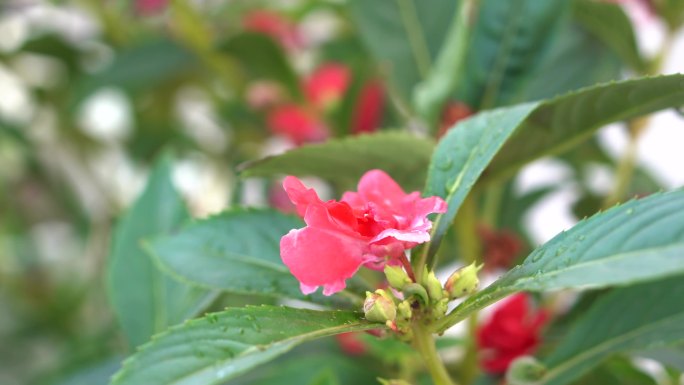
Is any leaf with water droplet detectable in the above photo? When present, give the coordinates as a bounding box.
[110,306,379,385]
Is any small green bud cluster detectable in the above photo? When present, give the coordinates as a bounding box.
[364,263,482,331]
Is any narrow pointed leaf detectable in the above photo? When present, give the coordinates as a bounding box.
[435,189,684,332]
[574,0,647,73]
[148,209,313,301]
[425,74,684,257]
[110,306,379,385]
[540,276,684,385]
[107,156,214,349]
[348,0,456,102]
[240,132,434,191]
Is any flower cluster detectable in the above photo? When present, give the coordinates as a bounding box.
[477,294,548,374]
[279,170,447,295]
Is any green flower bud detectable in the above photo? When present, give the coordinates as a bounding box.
[424,270,445,301]
[431,298,449,319]
[445,262,482,299]
[397,300,413,320]
[384,265,412,290]
[506,356,546,385]
[402,283,430,304]
[363,290,397,323]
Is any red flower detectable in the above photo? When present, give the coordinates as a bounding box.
[477,294,548,374]
[479,225,524,272]
[267,104,329,145]
[134,0,167,15]
[335,332,367,356]
[438,101,473,138]
[351,80,385,134]
[243,10,303,51]
[304,63,351,111]
[280,170,447,295]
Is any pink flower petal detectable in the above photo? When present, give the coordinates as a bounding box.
[280,218,367,296]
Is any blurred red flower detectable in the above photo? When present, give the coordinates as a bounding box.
[243,10,303,51]
[134,0,167,15]
[267,104,329,145]
[438,101,473,138]
[335,332,367,356]
[351,80,385,134]
[304,63,351,111]
[477,294,548,374]
[478,225,524,272]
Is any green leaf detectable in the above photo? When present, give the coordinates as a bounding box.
[424,74,684,259]
[51,357,121,385]
[572,357,658,385]
[512,21,622,105]
[239,132,435,192]
[636,344,684,371]
[219,33,301,98]
[540,276,684,385]
[71,39,198,108]
[229,350,380,385]
[424,102,538,258]
[457,0,571,109]
[434,189,684,333]
[574,0,647,73]
[348,0,457,103]
[486,74,684,181]
[110,306,379,385]
[148,208,313,301]
[107,156,214,349]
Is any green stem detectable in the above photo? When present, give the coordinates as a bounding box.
[460,314,480,384]
[413,323,458,385]
[481,182,503,227]
[453,193,480,266]
[602,119,643,207]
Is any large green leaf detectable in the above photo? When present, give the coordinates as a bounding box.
[424,74,684,259]
[452,0,623,110]
[110,306,378,385]
[148,208,314,301]
[513,20,622,105]
[107,156,213,349]
[71,39,198,108]
[230,349,380,385]
[457,0,570,109]
[573,0,646,73]
[348,0,457,103]
[219,33,301,98]
[487,74,684,181]
[572,357,658,385]
[540,276,684,385]
[239,132,434,192]
[433,189,684,333]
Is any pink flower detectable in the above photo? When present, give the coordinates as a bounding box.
[351,80,385,134]
[243,10,303,52]
[477,294,548,374]
[280,170,447,295]
[267,104,329,145]
[304,63,351,111]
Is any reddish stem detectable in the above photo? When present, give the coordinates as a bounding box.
[399,253,416,282]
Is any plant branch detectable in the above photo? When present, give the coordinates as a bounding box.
[412,323,458,385]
